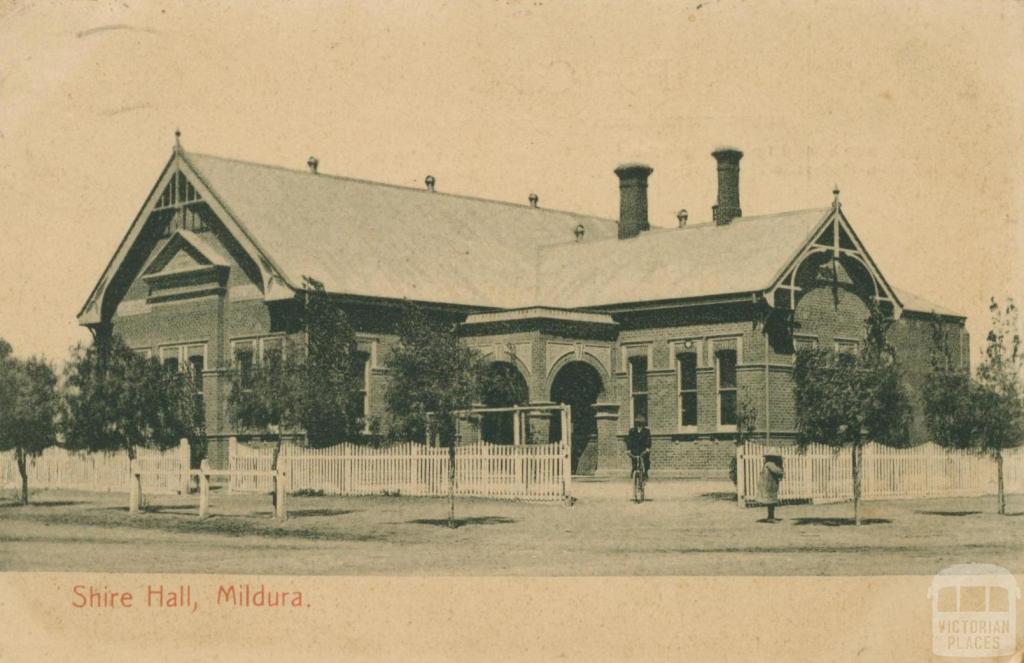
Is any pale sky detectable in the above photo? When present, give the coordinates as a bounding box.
[1,0,1021,366]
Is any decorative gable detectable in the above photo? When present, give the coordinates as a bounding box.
[78,147,297,326]
[767,199,902,317]
[140,230,229,303]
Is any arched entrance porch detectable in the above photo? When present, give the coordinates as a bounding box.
[548,361,605,474]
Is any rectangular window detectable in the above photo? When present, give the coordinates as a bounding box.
[159,343,207,423]
[716,348,737,427]
[261,336,284,365]
[628,355,648,426]
[835,339,859,355]
[677,351,698,428]
[353,351,371,427]
[186,345,205,395]
[794,336,818,352]
[231,339,256,384]
[160,346,180,373]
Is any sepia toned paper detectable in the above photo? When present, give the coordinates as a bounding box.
[1,1,1021,661]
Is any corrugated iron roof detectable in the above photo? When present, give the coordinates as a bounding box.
[184,152,941,314]
[536,208,831,307]
[184,152,619,309]
[894,288,965,318]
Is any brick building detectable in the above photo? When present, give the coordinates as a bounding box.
[78,139,968,477]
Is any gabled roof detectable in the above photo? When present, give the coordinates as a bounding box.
[182,152,619,309]
[535,208,831,308]
[81,147,956,323]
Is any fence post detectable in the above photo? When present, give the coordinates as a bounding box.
[275,469,287,522]
[199,460,210,519]
[227,436,238,494]
[736,443,746,507]
[179,438,190,494]
[562,405,572,501]
[128,461,141,514]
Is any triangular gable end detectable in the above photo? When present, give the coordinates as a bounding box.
[77,149,297,326]
[766,203,903,316]
[142,230,230,276]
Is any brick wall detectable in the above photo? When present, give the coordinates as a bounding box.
[104,208,965,477]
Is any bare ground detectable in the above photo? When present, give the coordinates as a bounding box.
[0,480,1020,576]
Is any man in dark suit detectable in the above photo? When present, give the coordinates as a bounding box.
[625,415,652,480]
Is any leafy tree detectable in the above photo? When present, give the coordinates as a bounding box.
[227,280,363,490]
[925,300,1024,515]
[793,305,913,525]
[383,302,484,527]
[976,298,1024,515]
[0,340,59,505]
[63,334,200,460]
[478,360,529,443]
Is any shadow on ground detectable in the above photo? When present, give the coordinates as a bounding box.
[700,492,737,502]
[286,508,358,519]
[916,510,982,517]
[0,501,84,508]
[6,506,384,542]
[790,517,892,527]
[408,516,516,528]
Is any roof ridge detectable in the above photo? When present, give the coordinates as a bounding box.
[184,150,618,225]
[538,206,831,252]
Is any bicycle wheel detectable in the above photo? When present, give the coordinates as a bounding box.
[633,471,643,503]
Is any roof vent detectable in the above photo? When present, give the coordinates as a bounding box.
[676,209,688,228]
[425,175,436,192]
[307,156,319,174]
[574,224,585,241]
[529,193,539,208]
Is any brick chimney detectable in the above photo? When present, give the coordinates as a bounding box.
[712,147,743,225]
[615,163,653,239]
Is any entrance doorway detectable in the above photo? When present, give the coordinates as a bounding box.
[549,361,604,474]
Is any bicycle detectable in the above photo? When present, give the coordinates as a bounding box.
[628,450,649,503]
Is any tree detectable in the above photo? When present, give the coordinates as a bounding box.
[63,334,200,461]
[793,305,913,525]
[927,299,1024,515]
[729,387,758,487]
[227,280,363,498]
[976,298,1024,515]
[383,302,483,528]
[0,340,59,505]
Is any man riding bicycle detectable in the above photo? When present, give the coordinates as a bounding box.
[625,415,651,480]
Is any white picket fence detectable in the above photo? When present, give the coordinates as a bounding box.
[737,441,1024,506]
[0,441,190,495]
[229,438,571,502]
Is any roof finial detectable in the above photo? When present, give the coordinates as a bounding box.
[174,128,182,153]
[832,184,841,209]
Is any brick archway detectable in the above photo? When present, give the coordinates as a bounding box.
[548,360,605,474]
